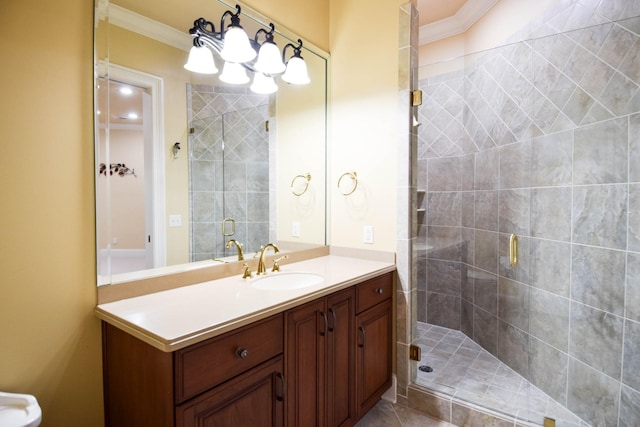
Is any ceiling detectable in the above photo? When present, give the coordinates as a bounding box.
[417,0,499,45]
[417,0,467,27]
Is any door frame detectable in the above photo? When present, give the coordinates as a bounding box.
[109,63,166,268]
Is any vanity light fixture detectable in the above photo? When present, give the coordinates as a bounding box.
[184,5,310,93]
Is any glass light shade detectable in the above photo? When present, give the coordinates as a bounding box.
[184,46,218,74]
[250,73,278,94]
[254,42,286,75]
[220,26,257,63]
[219,61,250,85]
[282,56,310,85]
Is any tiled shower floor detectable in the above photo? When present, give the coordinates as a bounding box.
[415,322,587,426]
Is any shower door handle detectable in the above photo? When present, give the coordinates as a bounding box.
[509,233,518,267]
[222,217,235,236]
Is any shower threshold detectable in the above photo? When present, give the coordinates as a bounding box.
[415,322,586,426]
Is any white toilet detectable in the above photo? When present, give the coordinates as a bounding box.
[0,392,42,427]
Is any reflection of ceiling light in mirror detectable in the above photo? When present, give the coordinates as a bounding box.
[119,86,133,95]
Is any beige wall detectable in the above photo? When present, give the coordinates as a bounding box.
[276,53,328,245]
[0,0,409,424]
[328,0,406,252]
[0,0,104,425]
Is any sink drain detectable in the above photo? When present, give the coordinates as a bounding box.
[418,365,433,373]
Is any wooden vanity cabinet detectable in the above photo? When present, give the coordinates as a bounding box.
[102,271,394,427]
[102,313,284,427]
[355,272,393,419]
[284,272,394,427]
[284,287,356,427]
[176,355,285,427]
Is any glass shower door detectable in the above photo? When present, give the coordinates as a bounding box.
[414,40,537,423]
[414,7,640,425]
[188,103,271,262]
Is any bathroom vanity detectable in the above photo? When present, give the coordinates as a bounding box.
[97,254,395,427]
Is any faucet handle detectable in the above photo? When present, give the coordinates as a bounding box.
[242,263,253,279]
[272,255,289,272]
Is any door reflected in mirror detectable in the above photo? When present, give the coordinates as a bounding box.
[94,0,328,285]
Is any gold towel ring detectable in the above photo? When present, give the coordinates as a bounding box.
[291,173,311,196]
[338,171,358,196]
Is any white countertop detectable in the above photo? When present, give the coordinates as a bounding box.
[95,255,396,352]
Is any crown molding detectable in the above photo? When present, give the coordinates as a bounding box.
[419,0,499,45]
[109,4,192,52]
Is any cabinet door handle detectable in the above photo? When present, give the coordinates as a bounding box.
[235,347,249,359]
[276,372,286,402]
[375,288,383,295]
[320,311,328,336]
[328,308,336,332]
[358,326,365,348]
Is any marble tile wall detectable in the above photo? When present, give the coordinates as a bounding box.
[417,0,640,424]
[187,84,271,260]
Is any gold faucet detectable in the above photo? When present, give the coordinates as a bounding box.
[257,243,280,275]
[226,239,244,261]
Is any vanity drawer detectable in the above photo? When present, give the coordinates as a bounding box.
[175,313,284,403]
[356,272,393,314]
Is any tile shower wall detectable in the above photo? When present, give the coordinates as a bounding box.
[187,84,271,260]
[418,0,640,424]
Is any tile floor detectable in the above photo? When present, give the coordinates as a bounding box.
[354,399,456,427]
[414,323,587,426]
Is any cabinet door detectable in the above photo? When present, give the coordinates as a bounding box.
[355,299,392,419]
[326,289,355,427]
[177,356,285,427]
[285,299,326,427]
[103,322,174,427]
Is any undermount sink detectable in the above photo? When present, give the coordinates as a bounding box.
[250,272,325,290]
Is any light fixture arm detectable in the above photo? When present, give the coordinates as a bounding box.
[282,39,304,62]
[189,18,224,51]
[254,23,276,45]
[221,5,242,33]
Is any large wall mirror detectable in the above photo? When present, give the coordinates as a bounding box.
[94,0,328,285]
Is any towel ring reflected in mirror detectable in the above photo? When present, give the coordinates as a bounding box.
[338,171,358,196]
[291,173,311,196]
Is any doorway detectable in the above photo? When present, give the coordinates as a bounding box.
[96,64,166,278]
